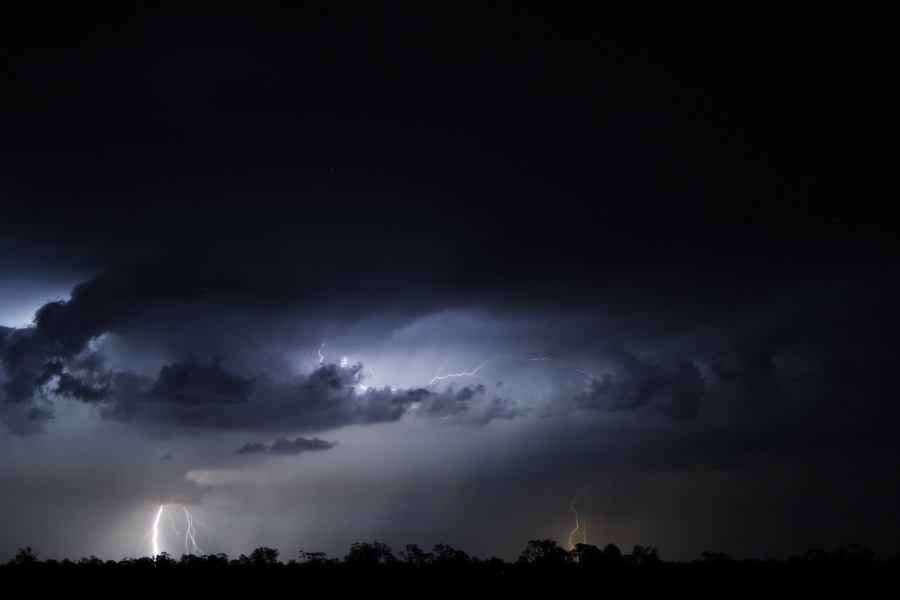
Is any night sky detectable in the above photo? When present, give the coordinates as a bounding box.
[1,3,898,561]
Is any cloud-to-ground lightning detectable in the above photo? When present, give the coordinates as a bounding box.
[428,355,597,386]
[140,504,208,558]
[151,505,163,557]
[567,486,590,551]
[182,506,206,555]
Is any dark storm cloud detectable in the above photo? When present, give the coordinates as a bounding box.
[235,436,336,456]
[710,361,740,383]
[32,360,109,402]
[0,227,897,464]
[2,258,899,450]
[414,383,482,416]
[0,238,476,415]
[0,253,540,434]
[410,383,523,426]
[149,358,253,406]
[52,371,110,403]
[576,351,705,419]
[0,262,185,427]
[99,360,505,434]
[0,0,896,563]
[0,256,302,428]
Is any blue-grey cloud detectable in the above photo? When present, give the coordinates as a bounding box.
[576,351,705,419]
[235,436,336,456]
[99,360,511,434]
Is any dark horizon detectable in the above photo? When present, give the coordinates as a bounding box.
[0,3,898,563]
[5,540,896,600]
[3,536,894,564]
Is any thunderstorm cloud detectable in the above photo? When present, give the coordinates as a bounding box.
[235,436,337,456]
[0,2,897,562]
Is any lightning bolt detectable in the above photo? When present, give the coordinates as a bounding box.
[139,503,209,558]
[427,356,499,384]
[151,505,163,558]
[315,344,376,393]
[430,355,459,380]
[182,506,206,555]
[428,355,597,386]
[567,486,590,551]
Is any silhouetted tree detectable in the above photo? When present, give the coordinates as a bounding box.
[206,553,229,567]
[628,545,660,565]
[571,542,603,565]
[602,543,623,564]
[797,548,830,563]
[433,543,471,565]
[247,547,279,566]
[12,547,38,566]
[518,539,571,565]
[345,541,395,565]
[842,544,876,562]
[179,554,204,566]
[297,550,331,565]
[399,544,433,566]
[700,551,735,563]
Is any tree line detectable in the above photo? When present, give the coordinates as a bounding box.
[5,538,890,567]
[2,540,898,599]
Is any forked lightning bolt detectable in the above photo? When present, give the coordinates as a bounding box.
[182,506,206,555]
[567,486,590,550]
[140,504,208,558]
